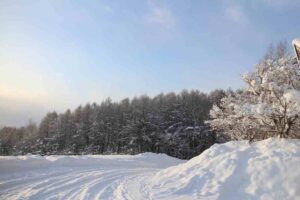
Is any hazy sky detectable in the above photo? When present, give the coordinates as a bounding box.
[1,0,300,126]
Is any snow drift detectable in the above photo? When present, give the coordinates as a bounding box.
[149,138,300,200]
[0,138,299,200]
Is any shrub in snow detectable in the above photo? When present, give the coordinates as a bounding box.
[208,44,300,140]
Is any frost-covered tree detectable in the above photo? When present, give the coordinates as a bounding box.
[209,43,300,140]
[1,90,221,158]
[38,112,58,138]
[56,110,76,151]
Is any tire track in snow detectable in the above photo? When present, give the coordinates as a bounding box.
[0,168,158,200]
[0,154,184,200]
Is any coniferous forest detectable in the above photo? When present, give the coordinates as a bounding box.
[0,89,225,159]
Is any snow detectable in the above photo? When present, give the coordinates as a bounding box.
[149,138,300,200]
[292,38,300,47]
[284,89,300,105]
[0,153,183,200]
[1,138,300,200]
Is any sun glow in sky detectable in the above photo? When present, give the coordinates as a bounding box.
[0,0,300,126]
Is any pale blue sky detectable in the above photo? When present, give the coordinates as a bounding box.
[0,0,300,126]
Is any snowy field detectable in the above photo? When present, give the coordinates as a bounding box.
[0,138,299,200]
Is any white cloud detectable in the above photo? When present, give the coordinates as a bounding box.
[225,5,248,25]
[103,5,114,15]
[146,1,176,30]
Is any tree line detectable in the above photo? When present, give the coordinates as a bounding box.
[0,90,225,159]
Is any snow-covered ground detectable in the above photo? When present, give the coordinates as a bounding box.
[0,153,183,200]
[0,138,299,200]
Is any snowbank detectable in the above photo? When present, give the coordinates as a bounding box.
[149,138,300,200]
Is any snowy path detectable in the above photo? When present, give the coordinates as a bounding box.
[1,168,151,200]
[0,153,183,200]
